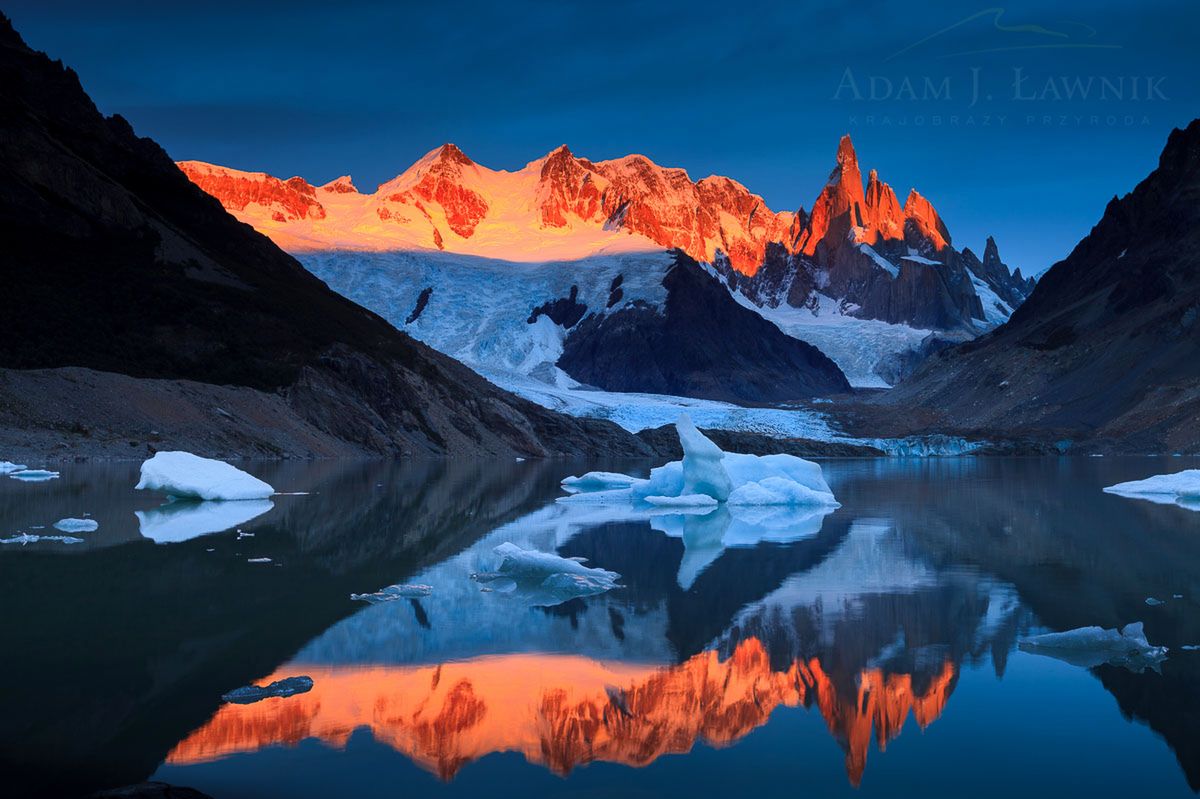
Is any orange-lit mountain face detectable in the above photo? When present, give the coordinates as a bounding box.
[168,639,955,786]
[178,138,946,275]
[180,138,1033,332]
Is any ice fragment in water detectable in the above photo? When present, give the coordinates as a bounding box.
[9,469,60,482]
[1145,597,1164,606]
[1019,621,1168,671]
[1103,470,1200,510]
[0,461,27,474]
[351,583,433,603]
[247,557,272,563]
[476,542,621,606]
[53,518,98,533]
[136,451,273,501]
[1,533,83,545]
[221,675,314,704]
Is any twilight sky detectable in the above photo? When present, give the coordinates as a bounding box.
[7,0,1197,274]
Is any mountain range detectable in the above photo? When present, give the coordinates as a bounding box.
[180,136,1034,393]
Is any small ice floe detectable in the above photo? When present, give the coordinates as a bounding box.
[351,583,433,603]
[247,557,272,563]
[136,499,274,544]
[135,451,274,501]
[1145,597,1165,606]
[560,414,839,508]
[0,461,28,474]
[1103,470,1200,510]
[221,675,314,704]
[1019,622,1168,672]
[9,469,60,482]
[237,531,255,539]
[1,533,83,545]
[1182,645,1200,652]
[53,518,99,533]
[515,457,525,462]
[472,541,620,606]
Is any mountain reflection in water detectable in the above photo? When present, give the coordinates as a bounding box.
[1,456,1198,798]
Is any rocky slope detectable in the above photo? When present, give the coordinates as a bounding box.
[0,14,648,458]
[879,119,1200,452]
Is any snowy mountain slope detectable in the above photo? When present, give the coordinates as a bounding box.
[183,137,1036,392]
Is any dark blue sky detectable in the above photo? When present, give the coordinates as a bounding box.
[7,0,1197,274]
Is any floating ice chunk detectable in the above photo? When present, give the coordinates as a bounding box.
[0,461,27,474]
[1103,469,1200,510]
[561,471,643,494]
[644,494,719,508]
[1,533,83,545]
[1145,597,1164,606]
[677,414,733,501]
[728,476,840,507]
[136,499,274,544]
[478,541,621,606]
[9,469,60,482]
[561,414,838,510]
[1182,645,1200,652]
[247,557,272,564]
[222,675,313,704]
[351,583,433,603]
[135,451,274,501]
[1019,621,1168,671]
[53,518,98,533]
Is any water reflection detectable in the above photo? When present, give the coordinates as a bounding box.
[2,456,1199,797]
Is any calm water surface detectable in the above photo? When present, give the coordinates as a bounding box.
[2,457,1199,798]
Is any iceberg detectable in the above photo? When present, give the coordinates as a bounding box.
[9,469,60,482]
[1103,469,1200,510]
[0,461,27,474]
[561,414,839,508]
[136,499,275,544]
[1018,622,1168,671]
[473,541,621,606]
[135,451,274,501]
[351,583,433,603]
[222,675,314,704]
[53,518,98,533]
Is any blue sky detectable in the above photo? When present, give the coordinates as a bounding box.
[7,0,1197,274]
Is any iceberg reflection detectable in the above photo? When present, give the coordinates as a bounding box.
[136,499,275,544]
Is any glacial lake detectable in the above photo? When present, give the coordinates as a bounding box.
[2,456,1199,798]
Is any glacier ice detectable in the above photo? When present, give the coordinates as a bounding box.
[136,499,275,544]
[9,469,60,482]
[1103,469,1200,510]
[644,494,719,508]
[562,414,838,508]
[222,675,314,704]
[0,461,27,474]
[1018,621,1168,671]
[351,583,433,603]
[135,451,274,501]
[53,518,98,533]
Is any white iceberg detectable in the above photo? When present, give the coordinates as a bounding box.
[136,499,275,544]
[561,472,643,494]
[351,583,433,603]
[135,451,274,501]
[472,541,621,606]
[561,414,839,508]
[9,469,60,482]
[1019,621,1168,671]
[0,461,27,474]
[53,518,98,533]
[1103,469,1200,510]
